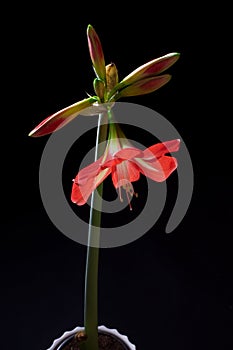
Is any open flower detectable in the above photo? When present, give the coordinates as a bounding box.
[28,25,180,137]
[71,122,180,209]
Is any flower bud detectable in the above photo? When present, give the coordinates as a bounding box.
[93,78,105,101]
[121,52,180,85]
[28,97,98,137]
[116,74,171,99]
[87,24,106,81]
[106,63,118,93]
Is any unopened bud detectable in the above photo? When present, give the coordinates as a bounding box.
[87,25,106,81]
[93,78,105,101]
[106,63,118,93]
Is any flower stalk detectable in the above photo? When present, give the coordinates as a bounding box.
[82,112,108,350]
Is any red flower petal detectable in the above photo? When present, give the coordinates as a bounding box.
[134,155,178,182]
[143,139,180,160]
[101,147,142,168]
[111,161,140,189]
[114,147,143,160]
[74,157,104,186]
[71,167,111,205]
[133,139,180,182]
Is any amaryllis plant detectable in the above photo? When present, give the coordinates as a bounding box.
[29,24,180,350]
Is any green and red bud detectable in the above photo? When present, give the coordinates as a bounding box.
[121,52,180,85]
[28,97,98,137]
[87,24,106,81]
[115,74,171,99]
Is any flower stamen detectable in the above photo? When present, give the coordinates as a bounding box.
[117,179,137,211]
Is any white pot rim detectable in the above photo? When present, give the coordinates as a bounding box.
[47,325,136,349]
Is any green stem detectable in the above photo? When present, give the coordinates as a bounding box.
[82,112,108,350]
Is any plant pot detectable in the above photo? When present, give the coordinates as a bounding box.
[47,325,136,350]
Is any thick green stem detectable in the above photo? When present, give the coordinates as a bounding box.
[82,112,108,350]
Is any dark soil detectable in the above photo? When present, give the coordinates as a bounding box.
[58,331,130,350]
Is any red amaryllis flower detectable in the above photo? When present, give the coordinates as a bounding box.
[71,123,180,209]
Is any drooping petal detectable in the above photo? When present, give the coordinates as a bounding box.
[87,24,106,81]
[120,52,180,85]
[28,97,97,137]
[142,139,181,160]
[115,75,171,99]
[126,161,141,183]
[111,161,140,189]
[134,155,178,182]
[74,157,104,186]
[133,139,180,182]
[71,165,111,205]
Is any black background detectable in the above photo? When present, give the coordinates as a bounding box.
[1,3,232,350]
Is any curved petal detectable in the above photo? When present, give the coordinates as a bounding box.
[101,157,122,168]
[142,139,180,160]
[71,167,111,205]
[74,156,104,186]
[101,147,143,168]
[114,147,143,159]
[28,97,97,137]
[116,75,171,99]
[134,155,178,182]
